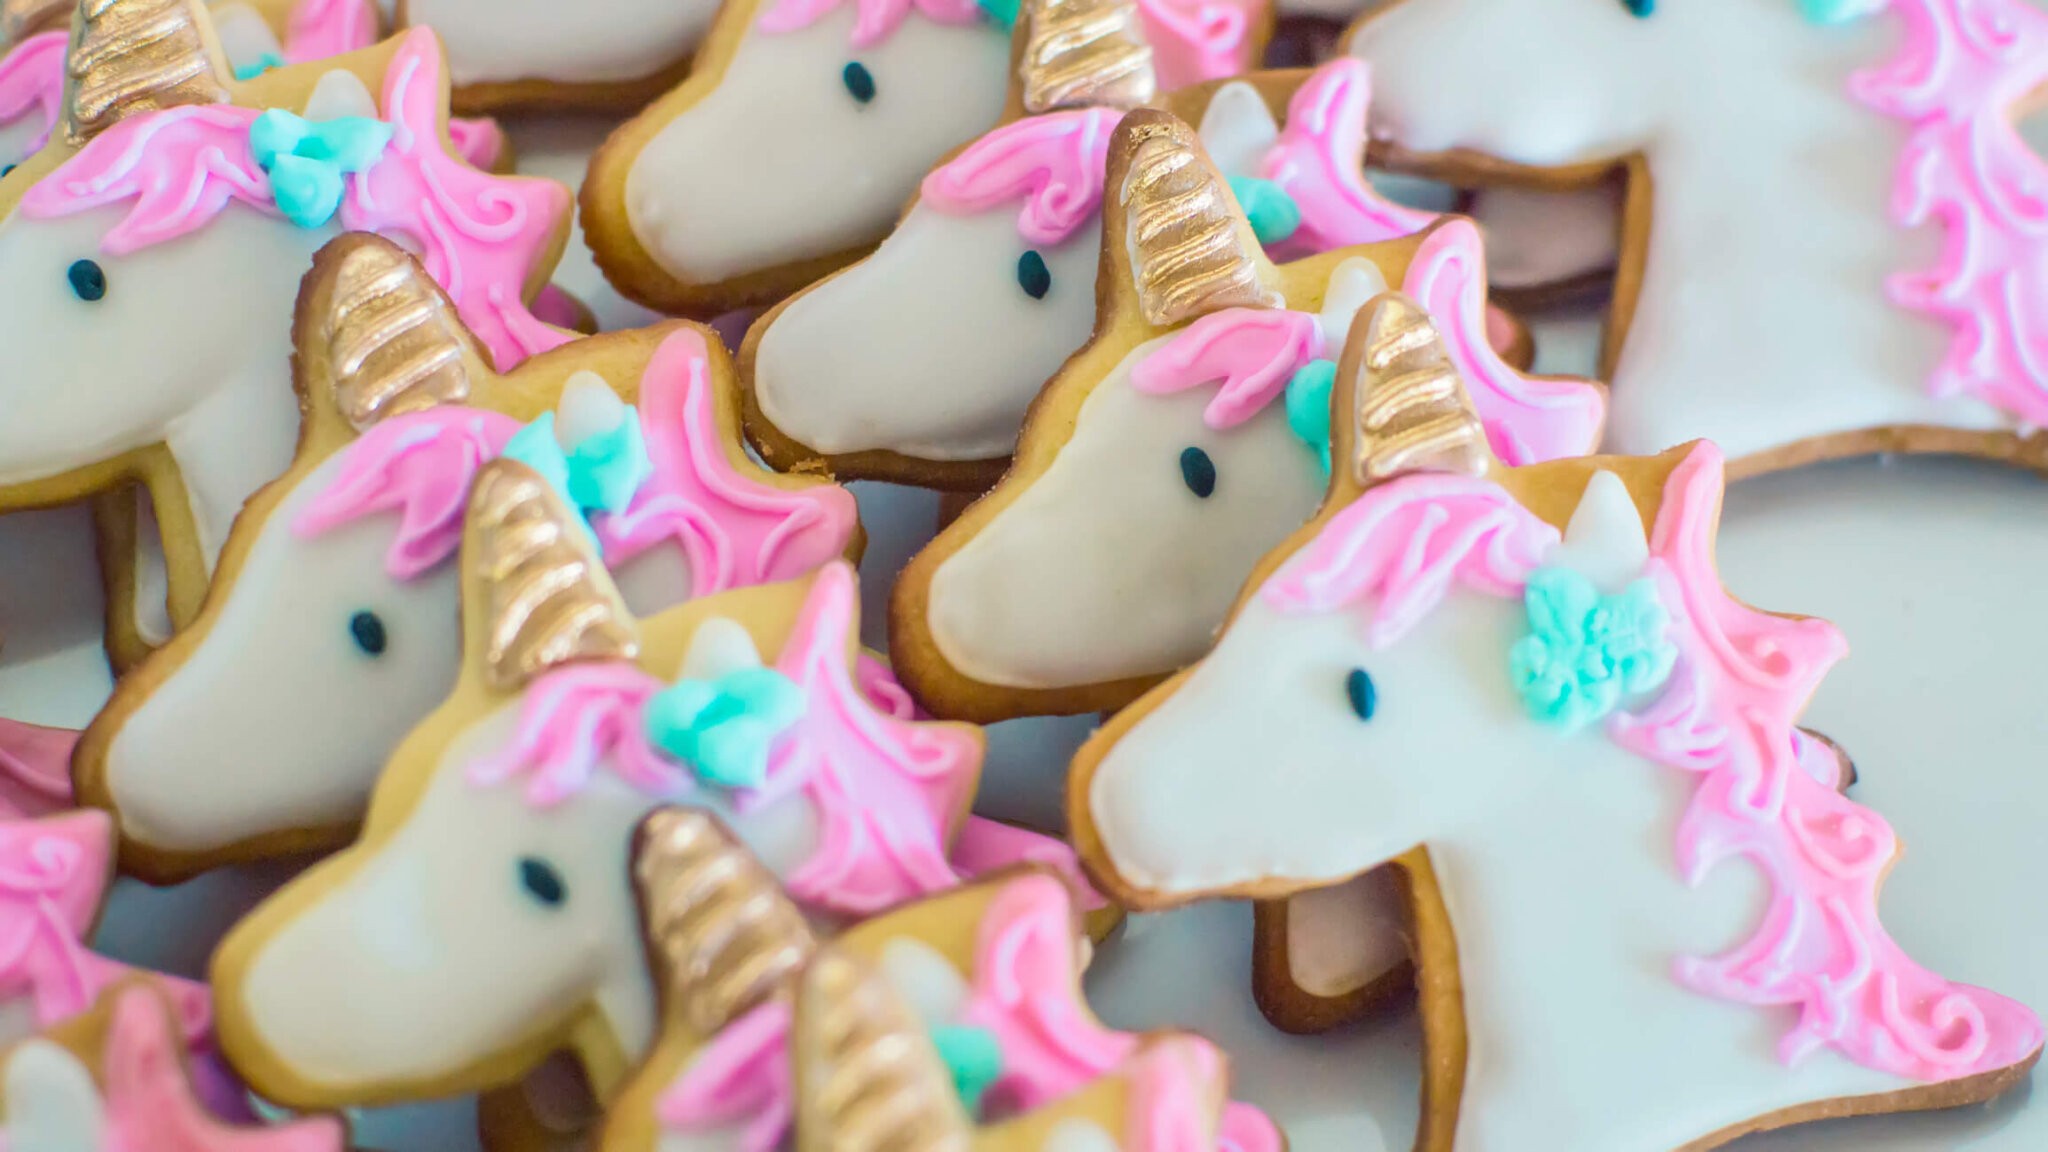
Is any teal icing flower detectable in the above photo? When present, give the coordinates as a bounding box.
[234,52,285,82]
[929,1024,1004,1115]
[1226,176,1302,246]
[1797,0,1882,23]
[248,109,394,229]
[501,404,653,532]
[976,0,1019,26]
[1508,567,1676,731]
[644,666,807,790]
[1284,359,1337,479]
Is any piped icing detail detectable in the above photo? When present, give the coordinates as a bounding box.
[1261,447,2045,1082]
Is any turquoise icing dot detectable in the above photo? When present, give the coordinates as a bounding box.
[1508,567,1677,731]
[234,52,285,82]
[1227,176,1302,246]
[929,1025,1004,1114]
[976,0,1020,27]
[248,109,394,229]
[645,668,807,790]
[1797,0,1880,23]
[1284,359,1337,479]
[565,411,652,516]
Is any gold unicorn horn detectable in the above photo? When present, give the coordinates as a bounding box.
[793,952,973,1152]
[633,808,817,1038]
[318,236,481,431]
[3,0,68,42]
[1118,111,1280,328]
[466,458,640,690]
[1018,0,1153,114]
[64,0,229,145]
[1349,292,1490,483]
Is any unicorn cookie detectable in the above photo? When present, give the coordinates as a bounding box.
[208,456,995,1112]
[0,0,572,669]
[72,234,860,884]
[602,844,1279,1152]
[746,44,1534,491]
[1073,293,2046,1148]
[394,0,704,114]
[1352,0,2048,475]
[581,0,1270,315]
[0,981,346,1152]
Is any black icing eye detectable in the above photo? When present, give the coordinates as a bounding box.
[1017,250,1051,299]
[518,856,567,907]
[1346,668,1377,721]
[842,61,876,104]
[1179,447,1216,499]
[67,259,106,302]
[349,610,387,656]
[1,164,16,179]
[1621,0,1653,15]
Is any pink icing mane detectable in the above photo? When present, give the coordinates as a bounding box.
[0,31,64,160]
[1853,0,2048,425]
[1258,58,1434,264]
[1262,445,2044,1083]
[470,562,980,915]
[293,327,859,593]
[1131,0,1260,90]
[659,872,1277,1152]
[922,108,1121,248]
[283,0,380,61]
[18,27,571,369]
[756,0,984,49]
[1130,218,1604,466]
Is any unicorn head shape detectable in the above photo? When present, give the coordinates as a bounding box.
[74,233,861,884]
[1351,0,2048,471]
[601,859,1277,1152]
[581,0,1269,314]
[210,460,986,1110]
[0,2,569,648]
[747,52,1527,490]
[1073,294,2046,1146]
[893,109,1605,724]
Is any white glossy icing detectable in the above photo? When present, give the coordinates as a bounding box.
[879,936,969,1027]
[1282,871,1406,1001]
[405,0,717,87]
[1545,469,1647,591]
[233,699,821,1089]
[211,2,285,69]
[925,262,1383,691]
[1349,0,2014,459]
[1,1040,104,1152]
[623,6,1009,284]
[1196,82,1277,182]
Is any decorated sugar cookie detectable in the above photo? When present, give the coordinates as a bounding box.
[581,0,1270,315]
[393,0,702,115]
[1353,0,2048,474]
[72,234,860,883]
[0,0,572,668]
[746,43,1534,491]
[1073,294,2046,1147]
[0,981,343,1152]
[603,848,1278,1152]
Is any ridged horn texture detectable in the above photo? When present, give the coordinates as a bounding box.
[1351,292,1490,483]
[1018,0,1153,114]
[794,953,972,1152]
[466,459,640,691]
[1119,113,1280,327]
[65,0,228,145]
[320,238,479,431]
[634,807,817,1038]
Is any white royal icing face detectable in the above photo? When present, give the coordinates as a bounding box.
[1349,0,2012,461]
[104,410,696,862]
[623,5,1009,285]
[405,0,718,87]
[924,260,1385,692]
[1087,473,1915,1144]
[231,689,823,1093]
[1,1040,105,1152]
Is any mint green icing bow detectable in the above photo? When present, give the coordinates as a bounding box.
[248,109,393,229]
[929,1024,1003,1114]
[1284,359,1337,479]
[501,409,653,524]
[1508,567,1676,731]
[1227,176,1303,246]
[1797,0,1883,23]
[976,0,1019,26]
[234,52,285,82]
[644,667,806,790]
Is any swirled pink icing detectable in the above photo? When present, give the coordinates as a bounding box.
[1128,307,1323,429]
[756,0,984,49]
[19,27,570,369]
[470,562,980,915]
[1131,0,1261,90]
[1263,444,2044,1082]
[294,327,858,593]
[1257,58,1434,265]
[0,31,63,160]
[0,719,75,820]
[922,109,1122,248]
[1852,0,2048,425]
[282,0,379,62]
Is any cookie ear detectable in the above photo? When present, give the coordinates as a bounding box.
[291,233,487,444]
[62,0,230,144]
[1332,290,1493,493]
[1012,0,1154,115]
[456,458,640,693]
[632,807,815,1039]
[791,951,974,1152]
[1098,109,1281,331]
